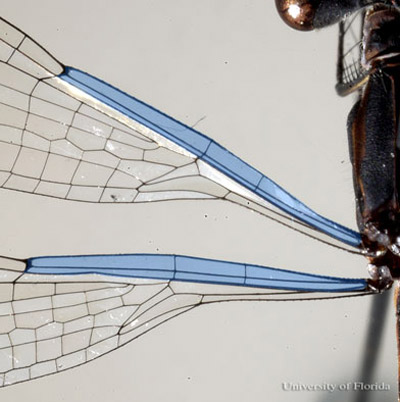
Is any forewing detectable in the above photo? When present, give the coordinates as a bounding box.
[0,19,205,204]
[0,16,361,250]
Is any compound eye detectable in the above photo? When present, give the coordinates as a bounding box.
[275,0,317,31]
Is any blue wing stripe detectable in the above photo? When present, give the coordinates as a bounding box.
[202,142,263,188]
[59,68,361,248]
[26,254,368,292]
[62,68,211,156]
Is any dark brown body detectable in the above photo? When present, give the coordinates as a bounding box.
[276,2,400,399]
[348,8,400,275]
[348,65,400,274]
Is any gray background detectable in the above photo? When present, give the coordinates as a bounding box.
[1,1,397,401]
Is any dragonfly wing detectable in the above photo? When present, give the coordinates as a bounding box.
[0,254,369,387]
[336,10,368,96]
[0,257,201,387]
[0,16,361,250]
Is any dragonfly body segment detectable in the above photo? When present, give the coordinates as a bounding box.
[346,6,400,273]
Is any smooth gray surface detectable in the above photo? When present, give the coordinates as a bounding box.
[0,1,397,401]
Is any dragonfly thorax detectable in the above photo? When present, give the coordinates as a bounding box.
[362,6,400,70]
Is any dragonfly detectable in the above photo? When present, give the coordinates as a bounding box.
[0,2,396,402]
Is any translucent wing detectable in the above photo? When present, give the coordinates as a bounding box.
[0,16,361,250]
[336,9,368,96]
[0,254,369,387]
[0,13,376,392]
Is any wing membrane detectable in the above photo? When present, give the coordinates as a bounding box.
[336,9,368,96]
[0,254,369,387]
[0,16,361,249]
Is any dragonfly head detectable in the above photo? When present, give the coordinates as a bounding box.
[275,0,394,32]
[362,6,400,69]
[275,0,316,31]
